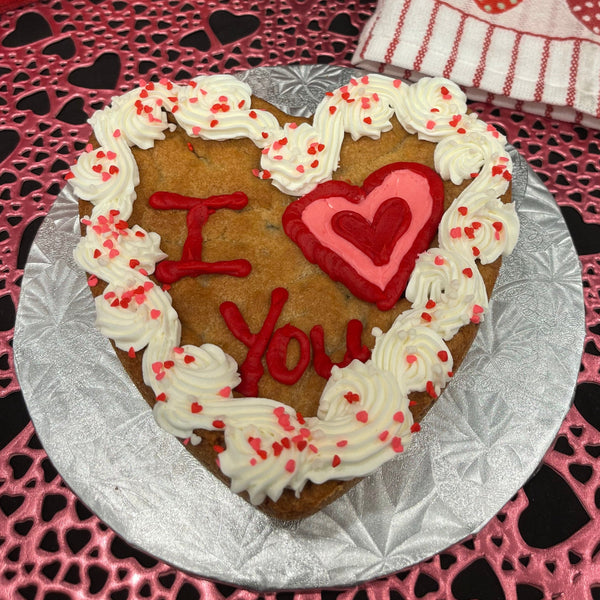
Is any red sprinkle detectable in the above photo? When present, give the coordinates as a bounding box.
[426,381,438,398]
[212,420,225,429]
[356,410,369,423]
[393,411,404,423]
[391,437,404,453]
[411,423,421,433]
[332,455,341,468]
[438,350,449,362]
[344,391,360,404]
[191,402,203,413]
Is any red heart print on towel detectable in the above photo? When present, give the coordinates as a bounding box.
[283,162,444,311]
[473,0,524,14]
[565,0,600,34]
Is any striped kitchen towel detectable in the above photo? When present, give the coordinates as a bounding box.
[352,0,600,127]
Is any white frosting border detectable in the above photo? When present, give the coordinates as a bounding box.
[69,74,518,506]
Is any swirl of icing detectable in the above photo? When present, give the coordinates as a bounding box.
[393,77,469,140]
[439,192,519,264]
[403,248,489,338]
[173,74,281,146]
[68,143,139,218]
[91,89,174,151]
[74,213,166,279]
[260,121,344,195]
[314,76,396,142]
[434,118,507,185]
[371,325,453,397]
[94,279,179,353]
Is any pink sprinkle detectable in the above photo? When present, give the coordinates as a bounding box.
[406,354,417,364]
[152,362,162,374]
[285,459,295,473]
[473,304,484,314]
[107,151,117,160]
[379,430,389,442]
[434,255,444,266]
[393,411,405,423]
[391,437,404,453]
[393,79,401,88]
[108,248,119,259]
[87,275,98,287]
[249,437,262,452]
[309,444,318,453]
[250,458,257,466]
[296,165,304,173]
[450,227,462,239]
[192,126,201,135]
[356,410,369,423]
[150,309,161,319]
[426,120,436,130]
[173,347,184,354]
[113,129,121,138]
[218,386,231,397]
[337,440,348,447]
[156,372,165,381]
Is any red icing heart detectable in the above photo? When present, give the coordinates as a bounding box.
[332,197,411,267]
[283,162,444,311]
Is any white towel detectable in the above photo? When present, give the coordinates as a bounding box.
[352,0,600,128]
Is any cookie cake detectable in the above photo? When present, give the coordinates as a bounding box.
[66,72,519,520]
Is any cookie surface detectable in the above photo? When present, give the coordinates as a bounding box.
[70,74,518,519]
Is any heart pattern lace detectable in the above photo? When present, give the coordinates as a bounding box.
[68,73,518,511]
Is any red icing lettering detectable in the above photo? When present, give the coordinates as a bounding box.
[149,191,252,284]
[221,288,370,394]
[310,320,370,378]
[266,324,311,385]
[220,288,289,397]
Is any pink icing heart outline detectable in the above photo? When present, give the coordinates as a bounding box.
[283,162,445,311]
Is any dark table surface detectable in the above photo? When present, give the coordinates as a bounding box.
[1,1,599,599]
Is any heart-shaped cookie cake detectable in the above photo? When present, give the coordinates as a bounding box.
[68,73,519,520]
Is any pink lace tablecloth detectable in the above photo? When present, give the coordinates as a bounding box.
[1,1,599,598]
